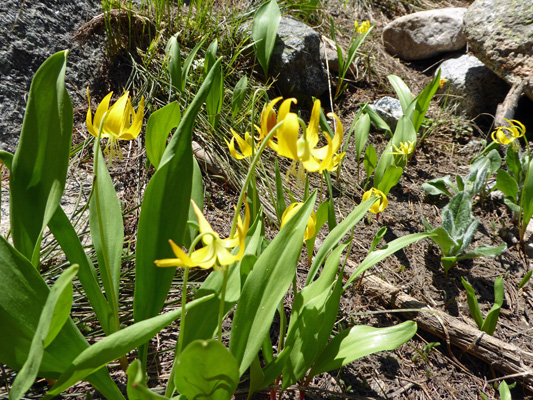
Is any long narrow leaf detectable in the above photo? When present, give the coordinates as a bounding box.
[230,192,317,375]
[10,266,78,400]
[44,294,214,399]
[252,0,281,75]
[10,50,73,262]
[145,102,181,169]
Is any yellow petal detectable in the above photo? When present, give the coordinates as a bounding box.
[306,100,321,149]
[363,188,388,214]
[277,112,300,159]
[120,95,144,140]
[103,91,130,138]
[191,200,217,243]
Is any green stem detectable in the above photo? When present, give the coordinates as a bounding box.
[518,137,531,243]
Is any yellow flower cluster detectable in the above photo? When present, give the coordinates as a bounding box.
[227,97,345,176]
[355,20,371,34]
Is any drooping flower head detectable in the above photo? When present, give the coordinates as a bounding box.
[362,188,388,214]
[154,200,250,270]
[225,129,254,160]
[86,88,144,162]
[280,202,317,242]
[492,118,526,146]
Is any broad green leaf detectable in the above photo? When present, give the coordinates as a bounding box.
[377,165,403,195]
[274,158,287,223]
[306,197,375,285]
[361,105,392,136]
[10,50,73,263]
[10,266,77,400]
[412,71,440,132]
[180,39,206,93]
[0,151,13,170]
[252,0,281,75]
[344,232,434,288]
[175,339,239,400]
[145,102,181,169]
[353,113,371,161]
[231,75,248,119]
[0,236,123,399]
[230,192,317,375]
[167,35,182,94]
[461,277,484,329]
[309,321,417,377]
[90,143,124,328]
[184,158,203,248]
[363,144,377,179]
[480,276,504,335]
[282,244,347,389]
[422,176,456,197]
[458,243,507,261]
[205,40,223,128]
[388,75,413,116]
[133,59,222,363]
[496,169,519,202]
[44,294,214,399]
[505,147,521,178]
[48,207,114,336]
[127,359,169,400]
[499,381,512,400]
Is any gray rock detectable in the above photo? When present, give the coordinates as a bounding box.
[464,0,533,101]
[383,8,467,61]
[368,97,403,131]
[269,17,328,105]
[0,0,105,153]
[437,54,509,117]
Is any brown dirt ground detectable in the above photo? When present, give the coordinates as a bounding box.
[2,0,533,399]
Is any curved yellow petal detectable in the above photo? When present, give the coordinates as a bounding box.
[278,98,297,123]
[363,188,388,214]
[306,100,321,149]
[120,95,144,140]
[277,112,300,159]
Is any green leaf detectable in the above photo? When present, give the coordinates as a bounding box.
[10,51,73,263]
[388,75,413,116]
[0,236,123,399]
[519,270,532,289]
[127,359,169,400]
[48,207,114,336]
[496,169,519,202]
[422,175,456,197]
[521,158,533,236]
[505,147,521,178]
[361,105,392,136]
[184,158,204,248]
[481,276,504,335]
[306,197,375,285]
[133,59,222,361]
[458,243,507,261]
[145,102,181,169]
[499,380,512,400]
[363,144,377,180]
[252,0,281,75]
[353,113,371,161]
[412,71,440,132]
[90,143,124,327]
[180,39,206,93]
[166,35,182,94]
[344,232,433,288]
[461,277,484,329]
[274,158,287,223]
[10,266,77,400]
[309,321,417,377]
[44,294,214,399]
[377,165,403,195]
[231,75,248,119]
[175,339,239,400]
[205,40,223,129]
[230,192,317,375]
[282,244,348,389]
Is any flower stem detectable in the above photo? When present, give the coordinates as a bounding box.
[217,265,229,342]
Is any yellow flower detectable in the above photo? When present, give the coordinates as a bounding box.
[225,129,254,160]
[492,118,526,145]
[277,99,345,173]
[389,141,415,162]
[280,202,317,242]
[255,97,298,152]
[362,188,388,214]
[86,88,144,162]
[355,20,370,34]
[154,200,250,270]
[439,79,448,89]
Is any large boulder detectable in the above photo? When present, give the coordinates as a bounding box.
[437,54,509,117]
[463,0,533,101]
[383,8,467,60]
[269,17,328,104]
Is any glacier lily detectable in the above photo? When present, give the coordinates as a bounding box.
[280,202,317,241]
[154,200,250,270]
[492,118,526,146]
[225,129,255,160]
[362,188,388,215]
[86,88,144,162]
[389,141,415,162]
